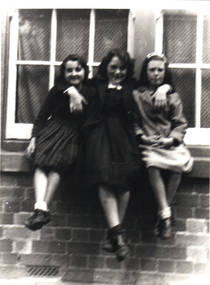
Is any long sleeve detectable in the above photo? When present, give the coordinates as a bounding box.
[168,93,188,143]
[31,87,58,137]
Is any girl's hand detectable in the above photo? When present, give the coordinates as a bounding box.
[26,137,36,159]
[157,137,174,148]
[65,86,88,113]
[141,135,160,146]
[152,84,171,111]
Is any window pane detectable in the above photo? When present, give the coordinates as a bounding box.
[163,14,196,63]
[171,69,195,127]
[16,66,49,123]
[56,10,90,61]
[201,70,210,128]
[18,10,51,61]
[94,9,128,62]
[203,15,210,64]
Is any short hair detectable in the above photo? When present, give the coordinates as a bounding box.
[55,54,89,85]
[97,49,135,82]
[138,52,174,90]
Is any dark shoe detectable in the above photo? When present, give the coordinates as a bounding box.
[159,218,172,239]
[102,237,114,253]
[24,209,52,231]
[154,217,161,237]
[111,234,130,262]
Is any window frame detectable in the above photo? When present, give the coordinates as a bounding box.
[6,6,134,140]
[155,9,210,146]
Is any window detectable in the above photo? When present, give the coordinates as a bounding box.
[6,7,130,139]
[156,9,210,145]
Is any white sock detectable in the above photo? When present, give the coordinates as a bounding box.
[34,201,48,211]
[158,207,171,219]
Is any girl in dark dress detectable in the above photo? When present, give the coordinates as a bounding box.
[65,49,173,261]
[24,54,96,231]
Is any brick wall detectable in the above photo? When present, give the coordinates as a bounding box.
[0,169,209,284]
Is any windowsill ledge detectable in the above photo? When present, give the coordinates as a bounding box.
[0,146,209,178]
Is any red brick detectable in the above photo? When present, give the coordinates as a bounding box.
[87,255,104,269]
[2,253,18,265]
[176,261,193,274]
[187,245,208,263]
[135,245,157,258]
[13,240,32,254]
[105,257,122,269]
[123,257,139,271]
[67,242,100,255]
[0,240,12,252]
[194,180,209,193]
[141,258,157,271]
[89,229,105,242]
[175,232,209,246]
[48,214,68,227]
[51,254,69,266]
[20,253,51,265]
[20,200,34,212]
[173,219,186,231]
[40,228,55,240]
[72,229,88,241]
[62,268,94,283]
[67,215,103,228]
[195,208,209,219]
[69,254,87,268]
[168,246,187,260]
[3,225,40,239]
[175,193,199,207]
[193,262,210,274]
[55,228,71,241]
[199,194,209,207]
[3,200,20,212]
[186,218,207,233]
[94,269,131,284]
[175,207,193,219]
[158,260,175,273]
[0,213,13,224]
[32,240,66,254]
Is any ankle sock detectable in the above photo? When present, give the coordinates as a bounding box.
[34,201,48,212]
[108,224,122,239]
[158,207,171,219]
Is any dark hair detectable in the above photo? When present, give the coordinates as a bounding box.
[55,54,89,85]
[97,49,135,82]
[138,53,175,90]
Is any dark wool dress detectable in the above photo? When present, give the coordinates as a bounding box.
[79,83,140,189]
[31,85,96,174]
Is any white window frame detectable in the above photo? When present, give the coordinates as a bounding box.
[155,9,210,146]
[6,4,134,140]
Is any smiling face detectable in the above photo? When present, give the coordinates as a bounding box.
[107,56,127,85]
[64,60,85,89]
[147,59,165,89]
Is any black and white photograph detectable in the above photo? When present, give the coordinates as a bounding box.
[0,0,209,284]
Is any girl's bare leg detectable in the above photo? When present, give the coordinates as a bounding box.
[147,167,169,211]
[44,170,61,205]
[116,188,130,224]
[98,184,120,228]
[34,168,48,209]
[166,172,182,206]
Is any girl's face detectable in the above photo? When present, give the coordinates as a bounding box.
[64,60,85,88]
[147,59,165,89]
[107,56,127,85]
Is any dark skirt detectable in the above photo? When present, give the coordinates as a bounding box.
[81,119,140,189]
[33,116,79,173]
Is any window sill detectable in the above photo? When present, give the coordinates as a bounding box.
[0,146,209,178]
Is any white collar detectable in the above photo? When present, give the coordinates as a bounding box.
[107,83,122,90]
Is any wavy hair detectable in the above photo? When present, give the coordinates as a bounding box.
[55,54,89,86]
[97,49,135,82]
